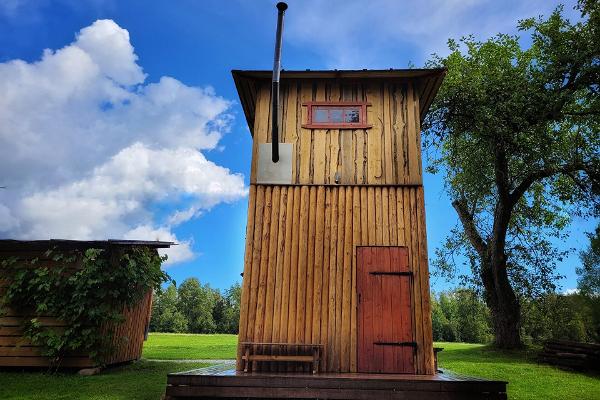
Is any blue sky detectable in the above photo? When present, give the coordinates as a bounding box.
[0,0,593,292]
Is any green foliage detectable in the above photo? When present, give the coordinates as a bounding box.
[0,246,170,366]
[217,282,241,333]
[426,1,599,297]
[423,1,599,346]
[431,289,493,343]
[150,278,240,334]
[178,278,218,333]
[149,284,188,333]
[432,288,600,344]
[521,292,600,343]
[577,224,600,295]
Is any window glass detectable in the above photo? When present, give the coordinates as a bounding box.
[344,108,360,123]
[330,109,344,122]
[314,108,329,123]
[308,104,365,126]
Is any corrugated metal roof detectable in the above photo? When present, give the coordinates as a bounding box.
[231,68,447,136]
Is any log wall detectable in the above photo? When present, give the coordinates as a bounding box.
[0,246,154,368]
[237,185,434,374]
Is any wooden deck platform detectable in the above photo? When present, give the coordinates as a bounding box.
[165,364,507,400]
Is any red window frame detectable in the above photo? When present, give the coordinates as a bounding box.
[302,101,372,129]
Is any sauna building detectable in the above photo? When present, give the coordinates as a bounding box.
[233,69,443,375]
[165,68,508,399]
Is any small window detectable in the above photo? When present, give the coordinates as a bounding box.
[303,102,371,129]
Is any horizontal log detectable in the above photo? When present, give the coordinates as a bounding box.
[0,326,67,336]
[0,347,87,357]
[0,326,23,335]
[0,316,67,327]
[542,346,600,357]
[0,347,46,357]
[0,356,94,368]
[544,340,600,352]
[538,357,596,369]
[0,336,35,346]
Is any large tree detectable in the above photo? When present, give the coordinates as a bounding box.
[424,1,599,348]
[177,278,218,333]
[577,223,600,295]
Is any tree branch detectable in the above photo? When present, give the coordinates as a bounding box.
[452,198,488,257]
[509,162,593,205]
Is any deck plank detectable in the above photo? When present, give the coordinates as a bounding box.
[166,367,507,400]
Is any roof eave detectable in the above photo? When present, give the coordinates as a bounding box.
[231,68,447,136]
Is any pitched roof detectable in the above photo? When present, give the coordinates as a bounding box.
[231,68,446,136]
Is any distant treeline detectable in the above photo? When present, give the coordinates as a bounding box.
[151,280,599,345]
[150,278,240,334]
[432,289,600,344]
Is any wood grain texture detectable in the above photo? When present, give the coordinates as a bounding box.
[357,246,415,374]
[251,80,423,186]
[0,282,152,368]
[237,185,433,374]
[239,74,434,375]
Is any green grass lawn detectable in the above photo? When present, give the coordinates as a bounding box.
[141,333,237,360]
[437,342,600,400]
[0,361,209,400]
[1,335,598,400]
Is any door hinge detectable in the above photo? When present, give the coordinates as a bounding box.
[373,341,417,347]
[369,271,413,276]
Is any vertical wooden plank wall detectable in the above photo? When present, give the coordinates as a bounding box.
[249,80,423,186]
[239,77,434,375]
[238,186,434,374]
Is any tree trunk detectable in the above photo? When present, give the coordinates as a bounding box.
[481,255,522,349]
[452,198,523,348]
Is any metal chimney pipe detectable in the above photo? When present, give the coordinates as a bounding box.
[271,2,287,163]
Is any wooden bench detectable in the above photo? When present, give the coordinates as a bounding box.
[241,342,323,374]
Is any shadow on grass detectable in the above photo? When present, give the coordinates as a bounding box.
[438,342,542,365]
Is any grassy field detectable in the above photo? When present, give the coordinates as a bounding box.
[1,334,598,399]
[436,342,600,400]
[142,333,237,360]
[0,361,209,400]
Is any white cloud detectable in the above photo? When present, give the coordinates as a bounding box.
[0,19,247,265]
[19,143,246,240]
[75,19,146,86]
[0,204,19,232]
[286,0,579,68]
[123,225,195,266]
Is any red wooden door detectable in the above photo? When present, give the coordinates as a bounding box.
[357,247,415,373]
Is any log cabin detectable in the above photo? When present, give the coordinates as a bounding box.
[0,239,171,369]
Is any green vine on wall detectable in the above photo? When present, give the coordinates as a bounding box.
[0,246,170,367]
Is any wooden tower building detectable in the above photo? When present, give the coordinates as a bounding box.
[232,68,446,375]
[165,7,505,398]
